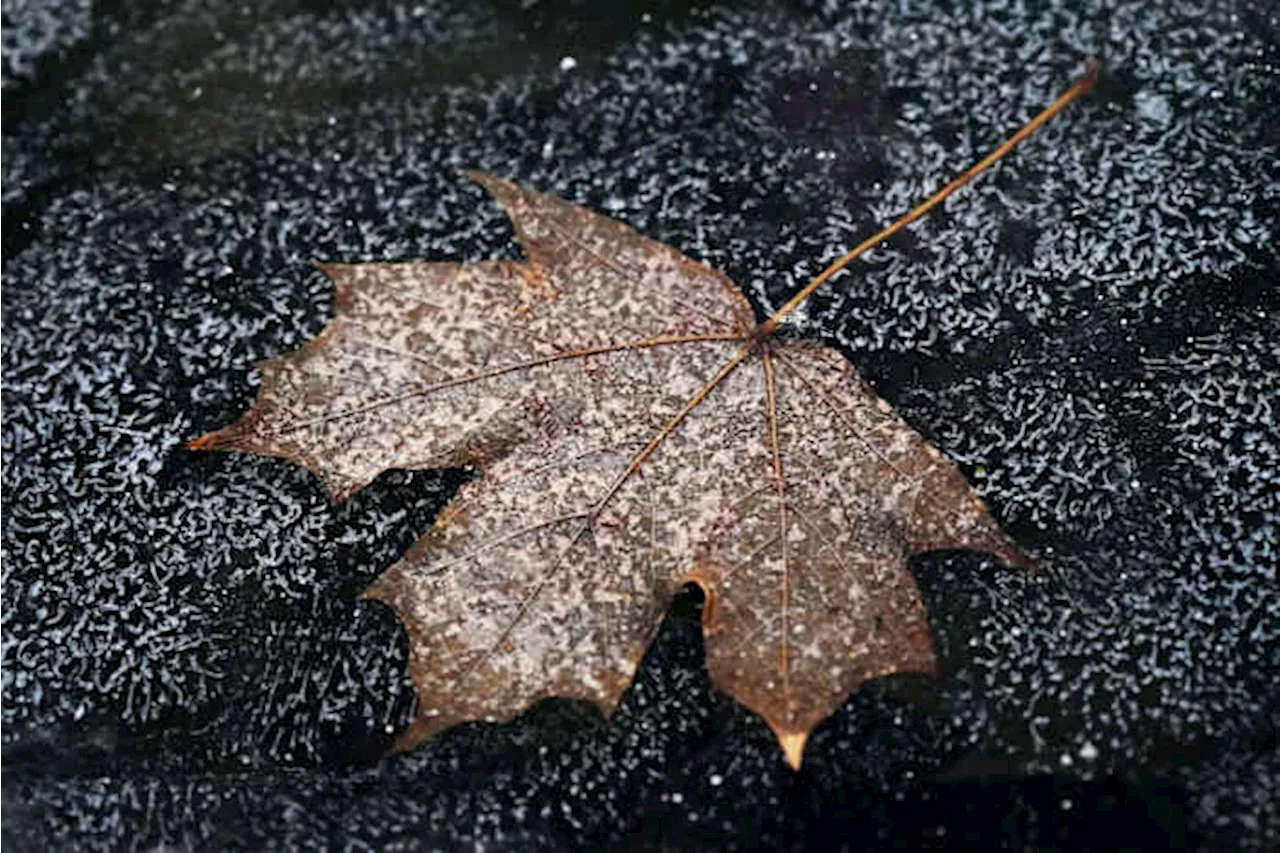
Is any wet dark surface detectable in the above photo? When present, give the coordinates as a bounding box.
[3,0,1278,849]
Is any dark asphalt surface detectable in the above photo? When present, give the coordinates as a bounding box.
[3,1,1278,849]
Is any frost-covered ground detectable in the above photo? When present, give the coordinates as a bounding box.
[3,0,1277,849]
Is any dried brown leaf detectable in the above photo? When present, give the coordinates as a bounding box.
[193,65,1099,768]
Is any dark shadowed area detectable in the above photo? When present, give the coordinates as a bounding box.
[3,0,1277,849]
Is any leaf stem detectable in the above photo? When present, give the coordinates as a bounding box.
[758,57,1101,337]
[587,62,1102,554]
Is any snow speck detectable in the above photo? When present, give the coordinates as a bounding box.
[559,56,578,72]
[1134,90,1173,125]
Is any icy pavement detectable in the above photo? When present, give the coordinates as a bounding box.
[3,0,1277,848]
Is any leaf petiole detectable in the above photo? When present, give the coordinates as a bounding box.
[758,57,1102,337]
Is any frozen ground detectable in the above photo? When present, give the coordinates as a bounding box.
[3,0,1277,848]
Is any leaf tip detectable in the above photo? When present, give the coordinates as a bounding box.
[358,587,378,603]
[1016,552,1042,577]
[187,420,251,453]
[387,716,435,756]
[457,168,500,190]
[187,430,220,451]
[776,729,808,771]
[457,170,523,210]
[996,541,1039,577]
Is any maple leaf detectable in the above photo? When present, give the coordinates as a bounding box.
[191,63,1098,768]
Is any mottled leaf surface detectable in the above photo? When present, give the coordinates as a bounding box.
[195,173,1027,765]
